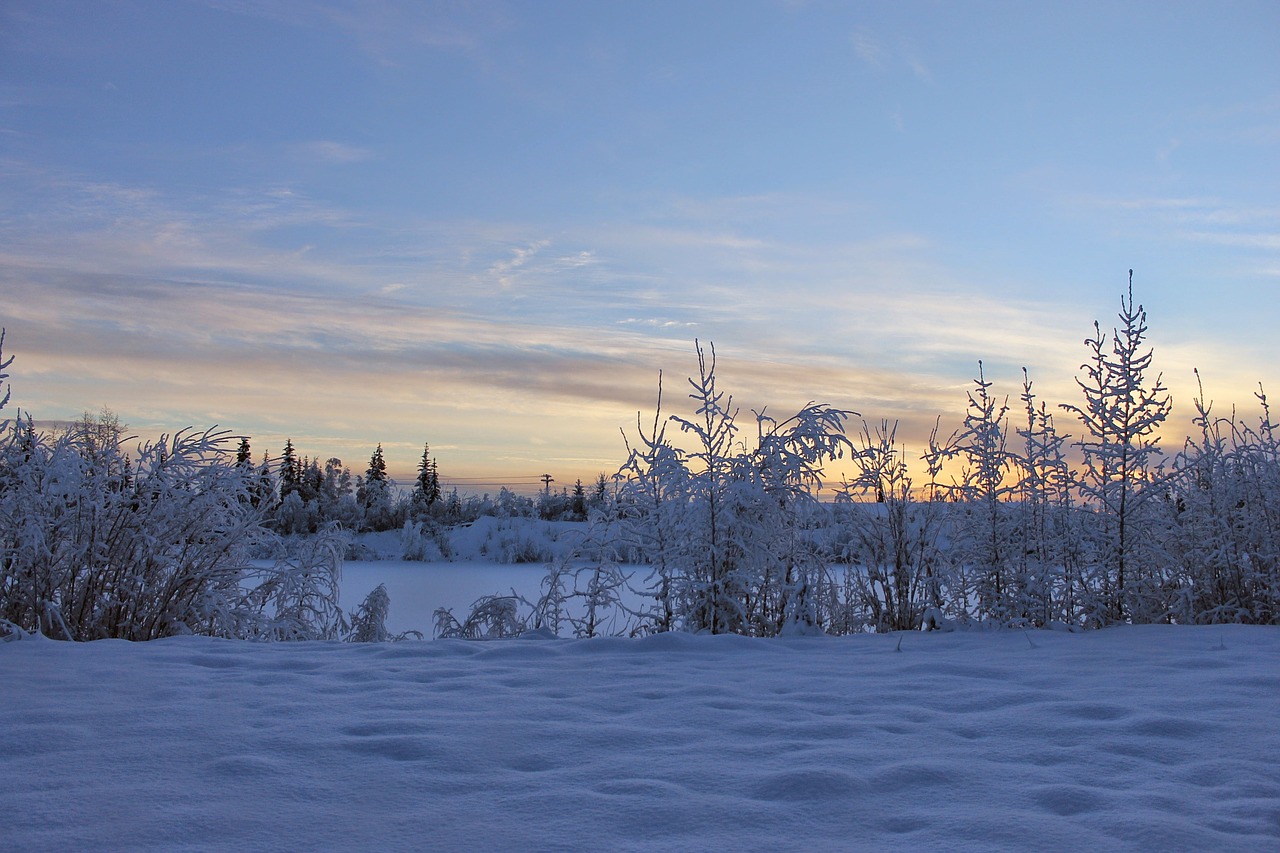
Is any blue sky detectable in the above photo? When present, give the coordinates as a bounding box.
[2,1,1278,488]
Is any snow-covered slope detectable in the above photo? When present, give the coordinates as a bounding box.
[3,625,1277,851]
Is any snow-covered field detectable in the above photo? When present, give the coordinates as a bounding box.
[4,622,1277,851]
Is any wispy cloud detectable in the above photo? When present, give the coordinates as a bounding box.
[3,165,1268,481]
[1076,195,1280,255]
[488,240,551,288]
[294,140,374,164]
[201,0,501,66]
[850,26,932,83]
[851,28,888,68]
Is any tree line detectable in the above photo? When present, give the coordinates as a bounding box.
[2,272,1278,641]
[450,274,1277,637]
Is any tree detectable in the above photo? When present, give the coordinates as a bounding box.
[1060,272,1172,623]
[235,437,252,468]
[931,362,1017,622]
[279,438,300,501]
[616,341,852,636]
[358,444,393,530]
[1165,375,1279,624]
[253,451,275,510]
[838,420,945,632]
[1014,368,1078,625]
[413,442,441,510]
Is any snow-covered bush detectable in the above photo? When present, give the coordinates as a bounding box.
[0,414,269,640]
[615,341,852,636]
[399,519,446,561]
[835,420,946,632]
[434,595,525,639]
[347,584,392,642]
[242,529,348,640]
[1163,377,1279,624]
[479,518,556,564]
[345,583,422,641]
[0,335,354,642]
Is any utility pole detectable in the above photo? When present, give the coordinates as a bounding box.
[540,473,554,495]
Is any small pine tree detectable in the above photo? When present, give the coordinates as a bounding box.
[1060,271,1172,623]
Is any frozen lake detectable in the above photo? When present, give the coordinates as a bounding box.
[339,560,552,637]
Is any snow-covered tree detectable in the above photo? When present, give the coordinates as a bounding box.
[1165,375,1279,624]
[1060,272,1172,623]
[615,342,852,636]
[1013,368,1079,625]
[358,444,394,530]
[931,362,1018,622]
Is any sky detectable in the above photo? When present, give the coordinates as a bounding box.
[1,0,1278,490]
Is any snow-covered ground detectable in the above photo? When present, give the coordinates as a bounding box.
[4,623,1277,850]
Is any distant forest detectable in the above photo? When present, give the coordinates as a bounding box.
[2,273,1277,641]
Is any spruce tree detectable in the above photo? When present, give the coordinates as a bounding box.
[414,442,441,508]
[1060,272,1172,623]
[359,444,392,529]
[279,438,300,500]
[366,444,387,486]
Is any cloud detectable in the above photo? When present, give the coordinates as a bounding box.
[851,28,887,68]
[4,166,1269,483]
[201,0,502,66]
[850,26,932,83]
[488,240,551,288]
[294,140,374,164]
[903,50,932,84]
[1074,195,1280,255]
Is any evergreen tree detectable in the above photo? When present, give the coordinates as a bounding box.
[1015,368,1076,625]
[365,444,388,487]
[358,444,393,530]
[299,456,323,504]
[413,442,441,509]
[935,361,1017,622]
[235,437,252,468]
[1060,272,1172,623]
[279,438,300,500]
[253,451,275,510]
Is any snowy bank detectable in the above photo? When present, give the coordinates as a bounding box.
[3,625,1277,851]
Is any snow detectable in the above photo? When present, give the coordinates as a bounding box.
[340,560,546,636]
[3,623,1278,850]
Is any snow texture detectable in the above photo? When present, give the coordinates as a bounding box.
[3,624,1277,850]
